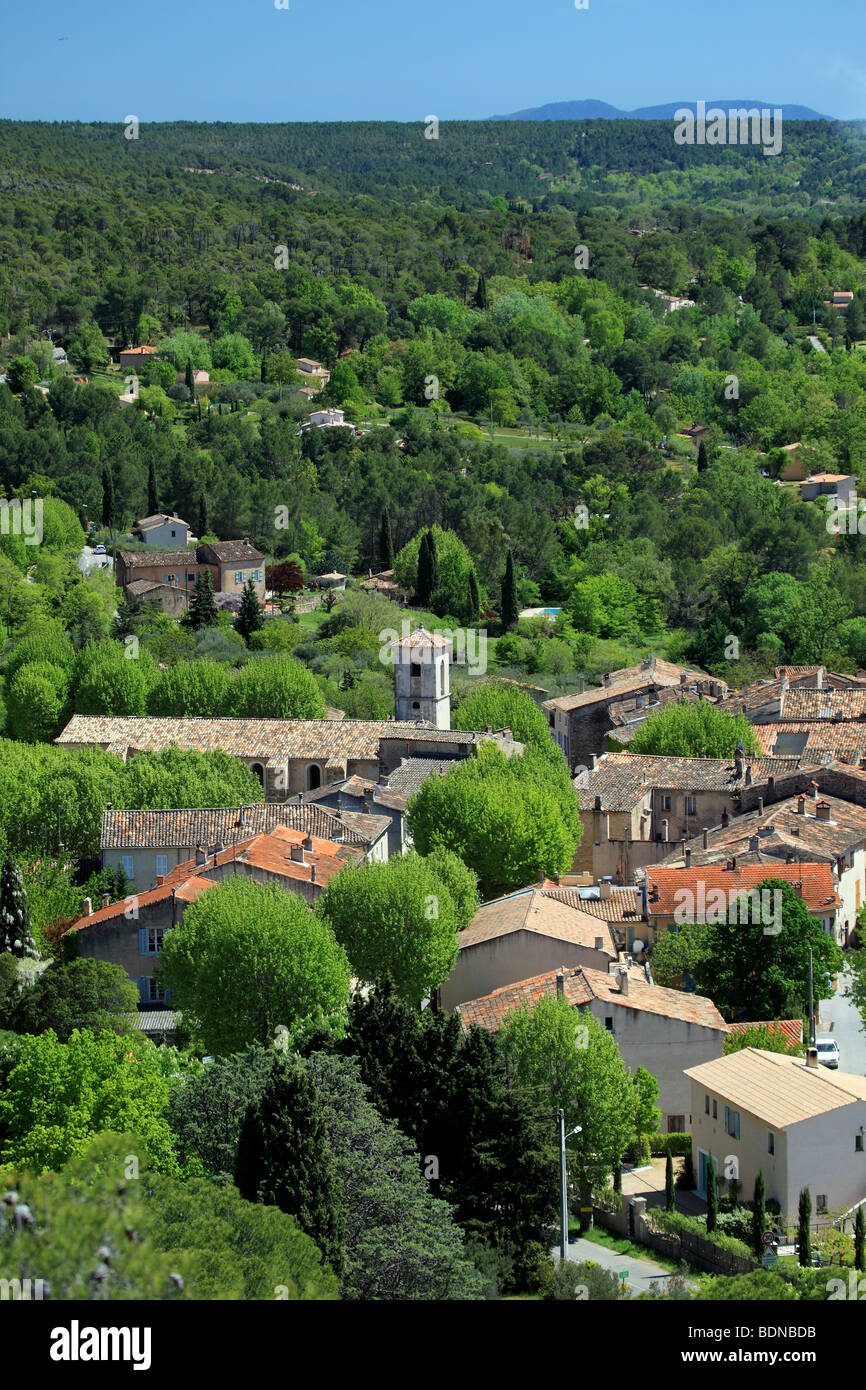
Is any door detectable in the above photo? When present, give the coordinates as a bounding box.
[698,1149,708,1199]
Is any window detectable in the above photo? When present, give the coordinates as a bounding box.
[186,572,196,584]
[121,855,134,880]
[156,854,168,879]
[235,571,242,583]
[856,1135,864,1152]
[705,1095,710,1115]
[724,1107,740,1139]
[170,529,176,537]
[240,571,247,583]
[661,795,672,812]
[139,926,165,955]
[667,1115,684,1133]
[712,1099,717,1120]
[604,1016,614,1031]
[768,1131,775,1155]
[816,1194,827,1213]
[684,796,697,816]
[411,662,421,678]
[147,978,168,1003]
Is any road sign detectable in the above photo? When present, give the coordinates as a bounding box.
[762,1252,777,1268]
[762,1231,775,1247]
[619,1270,629,1280]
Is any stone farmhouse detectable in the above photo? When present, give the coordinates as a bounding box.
[116,538,266,614]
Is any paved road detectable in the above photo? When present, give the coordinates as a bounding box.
[818,963,866,1076]
[808,335,828,354]
[561,1235,675,1296]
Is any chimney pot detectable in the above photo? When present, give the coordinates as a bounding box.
[556,971,565,997]
[82,896,92,917]
[101,893,111,908]
[798,796,806,815]
[758,796,764,815]
[702,828,709,849]
[806,1047,819,1069]
[749,836,759,853]
[310,863,317,884]
[685,849,691,868]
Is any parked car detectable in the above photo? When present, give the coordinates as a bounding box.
[815,1038,839,1069]
[94,544,107,554]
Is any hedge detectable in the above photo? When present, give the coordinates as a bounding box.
[650,1132,691,1158]
[652,1209,753,1262]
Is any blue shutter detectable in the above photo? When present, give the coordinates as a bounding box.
[724,1106,729,1134]
[138,928,148,955]
[136,977,148,1003]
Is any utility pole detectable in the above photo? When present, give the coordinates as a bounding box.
[808,946,816,1047]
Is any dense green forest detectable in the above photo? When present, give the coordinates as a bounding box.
[4,117,866,695]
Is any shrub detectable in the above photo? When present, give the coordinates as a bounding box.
[650,1132,692,1158]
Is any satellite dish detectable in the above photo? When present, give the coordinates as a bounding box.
[632,939,645,955]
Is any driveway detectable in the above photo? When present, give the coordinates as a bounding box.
[818,962,866,1075]
[562,1235,676,1297]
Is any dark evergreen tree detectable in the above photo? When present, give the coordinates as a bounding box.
[798,1187,812,1267]
[665,1151,675,1211]
[185,359,195,396]
[705,1155,718,1234]
[855,1204,865,1273]
[234,1059,345,1278]
[416,530,437,609]
[236,578,264,643]
[0,858,40,960]
[197,491,208,539]
[147,459,159,516]
[474,273,488,310]
[501,550,519,631]
[187,569,218,631]
[464,568,480,626]
[752,1169,767,1258]
[379,507,395,571]
[111,596,136,641]
[612,1165,621,1194]
[101,468,114,529]
[697,440,709,472]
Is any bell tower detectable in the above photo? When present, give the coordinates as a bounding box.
[393,627,451,729]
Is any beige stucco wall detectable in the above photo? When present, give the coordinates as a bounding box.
[439,931,612,1011]
[588,1005,725,1127]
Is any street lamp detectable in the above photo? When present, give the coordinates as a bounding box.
[558,1111,582,1261]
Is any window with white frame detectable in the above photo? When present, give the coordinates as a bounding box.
[139,926,165,955]
[147,978,167,1002]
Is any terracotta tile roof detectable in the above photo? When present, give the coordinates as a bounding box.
[574,753,805,811]
[120,345,157,356]
[645,862,840,916]
[118,550,201,570]
[661,792,866,866]
[683,1048,866,1127]
[780,689,866,721]
[332,810,391,841]
[539,884,642,923]
[458,889,617,953]
[198,539,265,564]
[125,579,167,597]
[398,626,451,649]
[57,715,435,761]
[100,802,370,851]
[544,660,714,714]
[457,963,726,1033]
[727,1019,804,1045]
[386,758,455,798]
[68,874,220,929]
[752,722,866,758]
[301,776,407,813]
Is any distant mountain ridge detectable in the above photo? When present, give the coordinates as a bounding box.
[491,99,833,122]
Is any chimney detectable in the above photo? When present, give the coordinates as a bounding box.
[731,855,737,870]
[579,678,585,694]
[768,775,775,797]
[195,844,207,866]
[594,795,602,812]
[810,782,819,800]
[749,836,759,853]
[602,673,611,688]
[702,828,709,849]
[82,897,92,917]
[806,1047,819,1069]
[556,971,565,997]
[554,872,561,886]
[291,843,306,863]
[310,863,317,885]
[538,869,545,885]
[617,965,629,996]
[758,797,764,816]
[589,753,598,770]
[734,750,745,778]
[600,880,612,900]
[155,877,165,888]
[815,800,831,821]
[721,809,729,828]
[685,849,691,868]
[594,936,604,952]
[101,893,111,909]
[362,800,370,813]
[213,841,224,857]
[798,796,806,816]
[745,766,752,787]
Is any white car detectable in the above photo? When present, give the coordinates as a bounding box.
[94,544,107,554]
[815,1038,839,1069]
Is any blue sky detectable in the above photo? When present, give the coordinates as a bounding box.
[2,0,865,122]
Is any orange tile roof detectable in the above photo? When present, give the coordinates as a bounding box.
[645,862,840,916]
[727,1019,804,1045]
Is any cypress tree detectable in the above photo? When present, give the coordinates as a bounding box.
[147,460,159,516]
[664,1151,675,1212]
[236,577,264,643]
[752,1169,767,1258]
[185,358,195,396]
[188,569,218,631]
[0,858,40,960]
[798,1188,812,1267]
[705,1155,718,1234]
[234,1059,345,1278]
[416,530,436,609]
[697,440,709,472]
[197,490,208,540]
[501,549,519,631]
[475,273,488,310]
[379,507,395,571]
[465,568,480,626]
[855,1205,865,1272]
[101,468,114,529]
